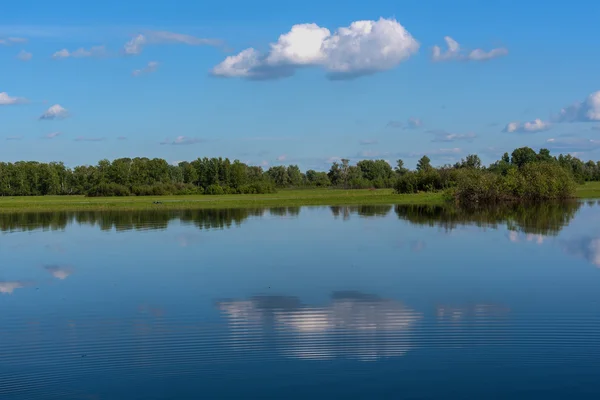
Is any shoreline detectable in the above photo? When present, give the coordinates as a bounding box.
[0,184,598,213]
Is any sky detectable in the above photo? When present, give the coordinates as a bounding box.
[1,0,600,170]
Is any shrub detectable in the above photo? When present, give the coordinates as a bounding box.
[237,181,277,194]
[86,183,131,197]
[450,162,576,204]
[204,184,225,195]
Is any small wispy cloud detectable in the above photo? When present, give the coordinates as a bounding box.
[160,136,203,145]
[432,36,508,62]
[276,155,287,161]
[132,61,159,76]
[359,139,378,145]
[0,92,27,105]
[74,136,104,142]
[39,104,69,120]
[44,131,61,139]
[44,265,72,280]
[429,130,477,142]
[117,136,127,140]
[0,37,27,45]
[124,30,222,55]
[502,119,551,133]
[0,281,26,294]
[405,117,422,129]
[386,120,403,129]
[52,45,107,59]
[6,136,22,141]
[16,50,32,61]
[545,137,600,152]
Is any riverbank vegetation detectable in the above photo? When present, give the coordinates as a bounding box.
[0,184,597,212]
[0,147,599,199]
[395,148,597,203]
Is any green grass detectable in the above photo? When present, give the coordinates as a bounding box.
[576,181,600,199]
[0,189,444,212]
[0,183,598,212]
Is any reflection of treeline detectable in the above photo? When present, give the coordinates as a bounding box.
[330,205,393,220]
[394,201,583,235]
[0,207,301,232]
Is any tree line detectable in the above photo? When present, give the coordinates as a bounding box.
[0,146,598,197]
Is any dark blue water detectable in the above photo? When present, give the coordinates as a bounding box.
[1,202,600,399]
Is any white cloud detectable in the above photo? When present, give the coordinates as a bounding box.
[44,265,72,280]
[430,130,477,142]
[557,90,600,122]
[0,281,25,294]
[359,150,381,158]
[386,120,404,128]
[52,45,106,59]
[74,136,104,142]
[16,50,32,61]
[432,36,508,62]
[545,137,600,152]
[124,31,221,55]
[6,136,22,141]
[44,131,61,139]
[124,34,146,55]
[276,155,287,161]
[39,104,69,120]
[432,36,460,62]
[212,17,419,80]
[468,47,509,61]
[160,136,203,145]
[0,37,27,45]
[406,117,422,129]
[0,92,26,105]
[502,118,551,133]
[132,61,159,76]
[428,147,462,155]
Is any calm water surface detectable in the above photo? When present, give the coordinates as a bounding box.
[2,202,600,399]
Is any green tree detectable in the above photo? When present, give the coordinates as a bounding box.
[416,155,432,172]
[511,147,537,168]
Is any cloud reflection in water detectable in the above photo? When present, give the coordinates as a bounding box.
[217,291,422,361]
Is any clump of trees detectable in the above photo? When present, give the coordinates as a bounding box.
[393,147,600,203]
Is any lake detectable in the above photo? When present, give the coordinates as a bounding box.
[2,201,600,399]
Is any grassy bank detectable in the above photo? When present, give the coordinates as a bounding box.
[0,189,443,212]
[576,181,600,199]
[0,182,598,212]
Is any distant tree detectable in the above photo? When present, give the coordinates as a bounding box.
[537,148,554,162]
[455,154,481,169]
[511,147,538,168]
[395,159,408,176]
[286,165,303,186]
[416,155,432,172]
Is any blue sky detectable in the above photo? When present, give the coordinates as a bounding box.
[1,0,600,170]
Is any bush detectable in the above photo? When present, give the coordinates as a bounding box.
[86,183,131,197]
[394,169,457,194]
[237,181,277,194]
[204,184,225,195]
[450,162,576,204]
